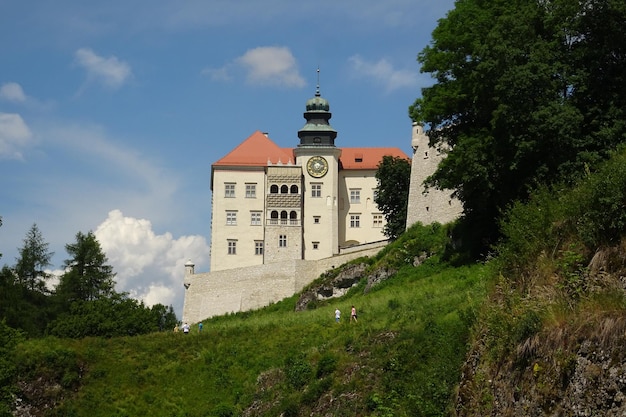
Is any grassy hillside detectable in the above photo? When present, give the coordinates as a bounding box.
[7,224,488,417]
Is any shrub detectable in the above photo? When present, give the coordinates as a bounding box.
[315,354,337,379]
[285,355,312,390]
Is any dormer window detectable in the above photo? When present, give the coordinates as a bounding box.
[354,153,363,163]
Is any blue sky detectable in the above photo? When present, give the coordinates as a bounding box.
[0,0,455,317]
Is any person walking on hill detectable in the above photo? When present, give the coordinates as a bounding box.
[198,322,203,333]
[335,308,341,323]
[182,322,190,334]
[350,306,358,323]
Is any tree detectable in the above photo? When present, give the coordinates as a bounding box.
[56,231,115,304]
[375,155,411,240]
[15,223,54,292]
[409,0,626,255]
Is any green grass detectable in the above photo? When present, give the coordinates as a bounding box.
[10,226,488,417]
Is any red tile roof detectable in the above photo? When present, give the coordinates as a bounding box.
[212,131,409,170]
[213,131,294,167]
[339,147,409,170]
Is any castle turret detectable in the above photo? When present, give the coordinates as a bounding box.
[183,259,195,290]
[406,122,462,228]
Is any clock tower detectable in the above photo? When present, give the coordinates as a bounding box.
[295,73,341,260]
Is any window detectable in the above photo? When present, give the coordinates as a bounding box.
[373,213,383,228]
[373,189,379,202]
[279,235,287,247]
[270,184,279,194]
[227,240,237,255]
[311,183,321,198]
[280,185,289,194]
[225,183,235,198]
[290,184,299,194]
[312,242,319,250]
[245,183,256,198]
[255,241,264,255]
[251,211,262,225]
[313,216,320,224]
[350,189,361,204]
[350,214,361,228]
[226,211,237,225]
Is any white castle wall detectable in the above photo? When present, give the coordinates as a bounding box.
[405,123,462,228]
[182,243,385,323]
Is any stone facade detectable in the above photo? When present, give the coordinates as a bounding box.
[405,122,462,228]
[182,243,385,323]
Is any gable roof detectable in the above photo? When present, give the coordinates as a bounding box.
[212,131,294,167]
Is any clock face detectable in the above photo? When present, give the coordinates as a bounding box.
[307,156,329,178]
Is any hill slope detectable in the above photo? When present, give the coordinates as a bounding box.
[7,223,487,417]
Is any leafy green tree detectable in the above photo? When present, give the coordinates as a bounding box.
[150,303,178,332]
[375,155,411,240]
[0,320,23,416]
[409,0,626,254]
[56,231,115,304]
[15,223,54,292]
[47,294,178,338]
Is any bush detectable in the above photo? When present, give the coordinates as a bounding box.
[285,355,312,390]
[315,354,337,379]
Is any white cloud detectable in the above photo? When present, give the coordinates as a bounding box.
[237,46,305,87]
[0,82,27,102]
[95,209,210,317]
[0,112,33,159]
[206,46,305,88]
[348,55,420,92]
[74,48,132,89]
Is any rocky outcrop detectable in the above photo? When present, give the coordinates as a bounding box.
[295,263,397,311]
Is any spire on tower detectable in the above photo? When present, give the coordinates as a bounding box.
[316,67,321,97]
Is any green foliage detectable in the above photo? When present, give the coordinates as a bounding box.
[375,155,411,240]
[563,148,626,248]
[0,265,53,337]
[57,231,115,303]
[498,147,626,282]
[410,0,626,255]
[6,234,487,416]
[0,321,23,416]
[47,295,177,338]
[315,353,337,378]
[284,354,313,390]
[373,221,452,271]
[15,223,54,292]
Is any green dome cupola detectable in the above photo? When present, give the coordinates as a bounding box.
[298,69,337,147]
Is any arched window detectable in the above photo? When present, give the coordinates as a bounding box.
[290,185,299,194]
[280,185,288,194]
[271,211,279,219]
[280,211,288,219]
[290,211,297,219]
[270,184,279,194]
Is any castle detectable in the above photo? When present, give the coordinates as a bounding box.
[182,87,461,323]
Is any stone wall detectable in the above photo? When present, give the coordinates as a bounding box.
[405,122,462,229]
[182,245,383,323]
